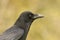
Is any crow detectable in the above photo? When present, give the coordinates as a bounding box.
[0,11,44,40]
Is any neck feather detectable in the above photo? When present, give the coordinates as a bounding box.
[14,19,33,40]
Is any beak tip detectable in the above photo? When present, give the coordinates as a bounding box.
[38,14,44,18]
[33,14,44,19]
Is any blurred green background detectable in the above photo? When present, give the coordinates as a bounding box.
[0,0,60,40]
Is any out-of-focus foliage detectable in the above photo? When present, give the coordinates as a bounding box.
[0,0,60,40]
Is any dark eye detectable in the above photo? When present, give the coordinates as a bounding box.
[29,14,32,17]
[28,14,34,19]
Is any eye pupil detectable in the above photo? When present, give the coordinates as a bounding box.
[29,15,31,17]
[28,14,32,19]
[29,15,32,17]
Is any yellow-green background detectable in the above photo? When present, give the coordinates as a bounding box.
[0,0,60,40]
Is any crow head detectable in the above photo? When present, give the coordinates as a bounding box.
[19,11,44,23]
[15,11,44,40]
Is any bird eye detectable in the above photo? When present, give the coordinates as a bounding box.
[29,15,32,17]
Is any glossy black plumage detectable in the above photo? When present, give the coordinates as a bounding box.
[0,11,44,40]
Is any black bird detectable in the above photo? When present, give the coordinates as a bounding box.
[0,11,44,40]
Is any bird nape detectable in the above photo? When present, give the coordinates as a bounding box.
[15,11,44,40]
[0,11,44,40]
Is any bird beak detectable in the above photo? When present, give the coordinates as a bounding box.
[33,14,44,19]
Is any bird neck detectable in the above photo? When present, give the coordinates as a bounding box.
[18,21,33,40]
[14,18,33,40]
[14,18,26,29]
